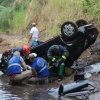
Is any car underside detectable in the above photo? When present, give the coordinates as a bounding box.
[30,19,99,67]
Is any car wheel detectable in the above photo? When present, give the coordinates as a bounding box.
[61,21,78,40]
[76,19,88,28]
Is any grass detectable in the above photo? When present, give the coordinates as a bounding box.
[0,0,100,37]
[13,10,26,33]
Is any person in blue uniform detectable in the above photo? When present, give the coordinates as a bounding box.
[7,51,32,85]
[1,45,30,74]
[28,53,49,83]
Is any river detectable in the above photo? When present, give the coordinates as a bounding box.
[0,70,78,100]
[0,54,100,100]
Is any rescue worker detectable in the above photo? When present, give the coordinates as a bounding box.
[1,45,30,66]
[7,51,32,85]
[1,45,30,74]
[28,53,49,84]
[47,45,69,81]
[10,45,30,60]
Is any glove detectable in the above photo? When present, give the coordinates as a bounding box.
[61,55,67,61]
[51,57,56,62]
[58,56,66,64]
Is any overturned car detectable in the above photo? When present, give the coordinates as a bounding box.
[30,19,98,67]
[0,19,99,74]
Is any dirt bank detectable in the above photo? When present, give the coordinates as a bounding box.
[0,34,28,53]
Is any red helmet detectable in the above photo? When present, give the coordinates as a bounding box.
[4,49,10,56]
[22,45,30,53]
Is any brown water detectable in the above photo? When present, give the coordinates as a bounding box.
[0,72,100,100]
[0,74,51,100]
[0,72,77,100]
[0,54,100,100]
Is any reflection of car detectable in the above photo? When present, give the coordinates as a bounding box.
[0,19,99,73]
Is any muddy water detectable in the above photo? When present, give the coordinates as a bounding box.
[0,74,51,100]
[0,72,100,100]
[0,53,74,100]
[0,73,75,100]
[0,55,100,100]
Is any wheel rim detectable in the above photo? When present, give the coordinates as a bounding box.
[63,24,75,36]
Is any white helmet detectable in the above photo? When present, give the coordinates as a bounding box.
[29,53,37,58]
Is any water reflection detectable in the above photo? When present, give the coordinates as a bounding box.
[0,75,21,100]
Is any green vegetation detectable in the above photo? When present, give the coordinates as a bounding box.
[0,0,100,38]
[0,5,13,31]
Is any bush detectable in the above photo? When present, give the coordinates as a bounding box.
[0,6,13,31]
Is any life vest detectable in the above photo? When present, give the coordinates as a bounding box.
[31,57,49,78]
[7,55,21,76]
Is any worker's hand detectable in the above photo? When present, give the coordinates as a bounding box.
[26,65,31,70]
[58,55,66,63]
[58,58,64,64]
[23,68,26,71]
[61,55,67,61]
[52,60,59,67]
[32,68,37,77]
[51,57,56,63]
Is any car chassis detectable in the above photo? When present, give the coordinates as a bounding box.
[30,19,98,68]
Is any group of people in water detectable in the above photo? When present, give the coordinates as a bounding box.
[1,22,69,85]
[2,44,69,85]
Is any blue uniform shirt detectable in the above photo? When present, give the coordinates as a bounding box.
[31,57,49,78]
[7,55,21,76]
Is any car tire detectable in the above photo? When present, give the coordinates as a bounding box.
[76,19,88,28]
[61,21,78,40]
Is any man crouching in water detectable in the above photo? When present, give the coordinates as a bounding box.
[28,53,49,84]
[7,51,32,85]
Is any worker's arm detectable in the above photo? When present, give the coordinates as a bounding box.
[59,46,69,63]
[20,57,28,70]
[32,68,37,77]
[47,46,53,61]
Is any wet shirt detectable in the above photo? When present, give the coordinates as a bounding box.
[31,57,49,78]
